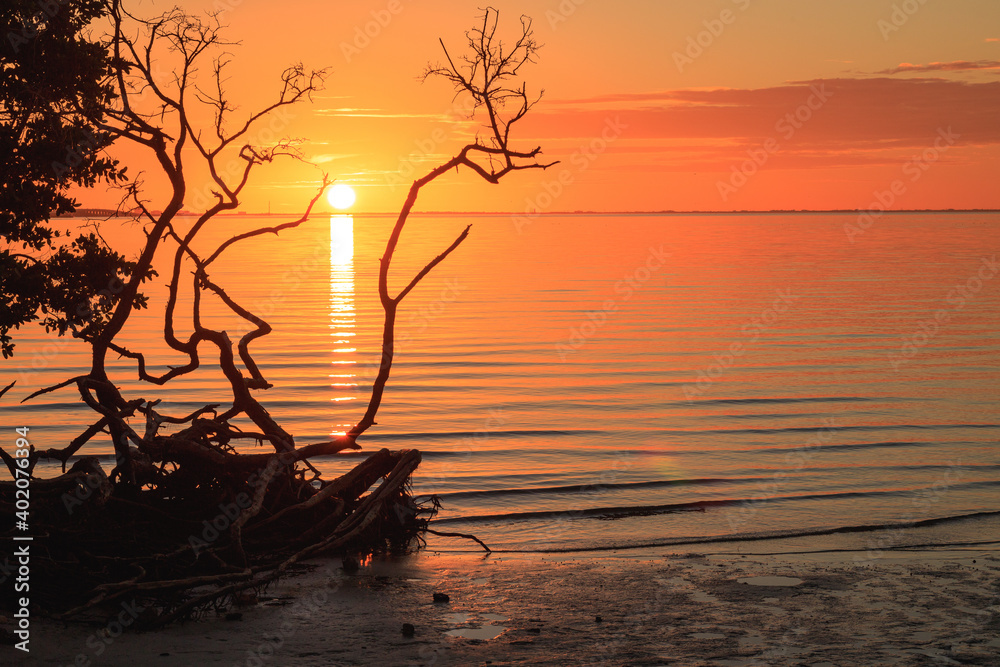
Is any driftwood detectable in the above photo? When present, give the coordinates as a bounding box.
[0,6,546,627]
[0,443,435,624]
[0,456,112,522]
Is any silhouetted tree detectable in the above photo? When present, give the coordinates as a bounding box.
[353,7,556,442]
[0,3,550,623]
[0,0,134,360]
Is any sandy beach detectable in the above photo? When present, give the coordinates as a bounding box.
[8,517,999,667]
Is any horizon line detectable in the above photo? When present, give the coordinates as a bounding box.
[72,207,1000,218]
[283,207,1000,216]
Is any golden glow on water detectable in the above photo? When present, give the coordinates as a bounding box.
[5,213,1000,548]
[330,214,354,267]
[330,215,357,435]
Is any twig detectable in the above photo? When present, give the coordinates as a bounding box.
[426,528,492,553]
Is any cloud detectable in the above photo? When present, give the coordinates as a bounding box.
[314,107,468,123]
[879,60,1000,74]
[528,78,1000,151]
[309,153,359,164]
[545,91,681,106]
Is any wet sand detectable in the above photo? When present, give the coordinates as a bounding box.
[10,527,1000,666]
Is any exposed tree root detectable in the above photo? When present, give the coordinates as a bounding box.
[0,444,437,627]
[0,5,538,631]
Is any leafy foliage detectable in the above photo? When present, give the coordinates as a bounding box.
[0,0,139,357]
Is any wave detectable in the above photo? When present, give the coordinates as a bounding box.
[432,482,1000,525]
[361,429,605,441]
[695,396,877,405]
[699,423,1000,435]
[486,510,1000,554]
[354,424,999,440]
[754,439,929,453]
[419,476,775,501]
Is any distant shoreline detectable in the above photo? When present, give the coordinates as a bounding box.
[359,208,1000,216]
[221,208,1000,217]
[63,208,1000,218]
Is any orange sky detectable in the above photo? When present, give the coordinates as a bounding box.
[88,0,1000,213]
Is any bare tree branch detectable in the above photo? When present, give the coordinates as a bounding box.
[348,8,555,443]
[4,7,531,623]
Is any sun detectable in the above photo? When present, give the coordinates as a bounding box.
[327,183,356,210]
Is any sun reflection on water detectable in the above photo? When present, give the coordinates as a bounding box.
[329,215,357,435]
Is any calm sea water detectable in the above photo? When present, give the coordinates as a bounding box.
[4,212,999,552]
